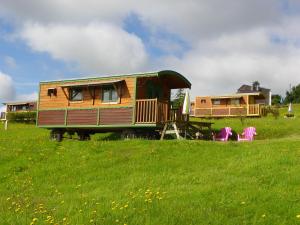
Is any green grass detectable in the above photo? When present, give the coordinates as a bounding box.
[0,105,300,225]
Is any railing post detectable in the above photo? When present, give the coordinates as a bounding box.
[64,108,68,126]
[4,119,8,130]
[155,98,158,123]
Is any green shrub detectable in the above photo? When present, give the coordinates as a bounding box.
[261,105,280,119]
[6,111,36,123]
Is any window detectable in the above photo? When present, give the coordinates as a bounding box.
[201,99,206,104]
[69,88,83,101]
[102,85,118,103]
[47,88,57,97]
[230,99,240,105]
[212,99,221,105]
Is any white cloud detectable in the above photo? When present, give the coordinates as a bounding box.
[1,0,300,97]
[162,24,300,97]
[0,71,15,102]
[0,0,129,25]
[20,22,148,74]
[0,0,281,41]
[4,56,17,68]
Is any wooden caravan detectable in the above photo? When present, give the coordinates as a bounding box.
[193,93,266,118]
[37,70,191,140]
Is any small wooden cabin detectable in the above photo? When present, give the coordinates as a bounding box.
[37,70,191,139]
[1,101,37,120]
[192,93,266,118]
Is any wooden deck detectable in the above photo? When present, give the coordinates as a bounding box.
[135,99,184,124]
[193,104,261,117]
[135,99,168,124]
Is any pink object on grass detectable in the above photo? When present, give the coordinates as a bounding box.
[237,127,257,141]
[214,127,232,141]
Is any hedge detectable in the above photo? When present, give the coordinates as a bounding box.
[6,111,37,123]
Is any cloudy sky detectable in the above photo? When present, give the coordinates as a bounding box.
[0,0,300,106]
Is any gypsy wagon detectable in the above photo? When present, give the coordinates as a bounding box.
[37,70,191,141]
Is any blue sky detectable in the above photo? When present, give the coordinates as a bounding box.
[0,0,300,105]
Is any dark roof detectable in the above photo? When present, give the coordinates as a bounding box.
[3,101,37,106]
[237,84,270,93]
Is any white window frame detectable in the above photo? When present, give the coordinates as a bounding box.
[101,84,120,104]
[212,99,221,105]
[69,87,83,102]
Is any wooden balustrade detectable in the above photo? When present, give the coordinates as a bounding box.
[157,101,169,123]
[135,99,171,124]
[248,104,260,115]
[0,112,6,120]
[169,108,184,121]
[194,104,261,117]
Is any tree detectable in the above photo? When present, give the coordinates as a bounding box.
[171,89,185,109]
[284,84,300,104]
[271,94,282,105]
[252,81,260,91]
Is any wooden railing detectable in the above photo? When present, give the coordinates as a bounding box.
[0,112,6,120]
[194,104,261,117]
[248,104,260,115]
[169,108,184,122]
[135,99,169,124]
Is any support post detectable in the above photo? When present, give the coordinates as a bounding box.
[4,120,8,130]
[247,95,249,116]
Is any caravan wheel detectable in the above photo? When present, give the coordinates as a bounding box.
[50,129,64,142]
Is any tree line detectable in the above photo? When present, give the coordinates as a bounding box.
[272,83,300,105]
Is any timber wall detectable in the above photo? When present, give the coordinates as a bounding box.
[38,77,136,127]
[136,77,170,101]
[39,77,135,110]
[38,108,134,126]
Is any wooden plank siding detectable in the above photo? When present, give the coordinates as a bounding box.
[39,77,135,110]
[99,108,133,125]
[67,109,98,125]
[38,107,134,126]
[38,110,65,125]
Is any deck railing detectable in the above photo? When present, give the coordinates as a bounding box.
[0,112,6,120]
[169,108,184,122]
[135,99,169,124]
[194,104,261,117]
[248,104,260,115]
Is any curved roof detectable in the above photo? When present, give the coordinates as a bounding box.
[157,70,191,89]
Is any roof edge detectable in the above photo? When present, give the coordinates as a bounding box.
[39,71,160,84]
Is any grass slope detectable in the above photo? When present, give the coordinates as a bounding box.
[0,105,300,225]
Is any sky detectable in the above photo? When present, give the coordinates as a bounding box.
[0,0,300,110]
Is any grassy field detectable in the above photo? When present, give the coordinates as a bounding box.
[0,105,300,225]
